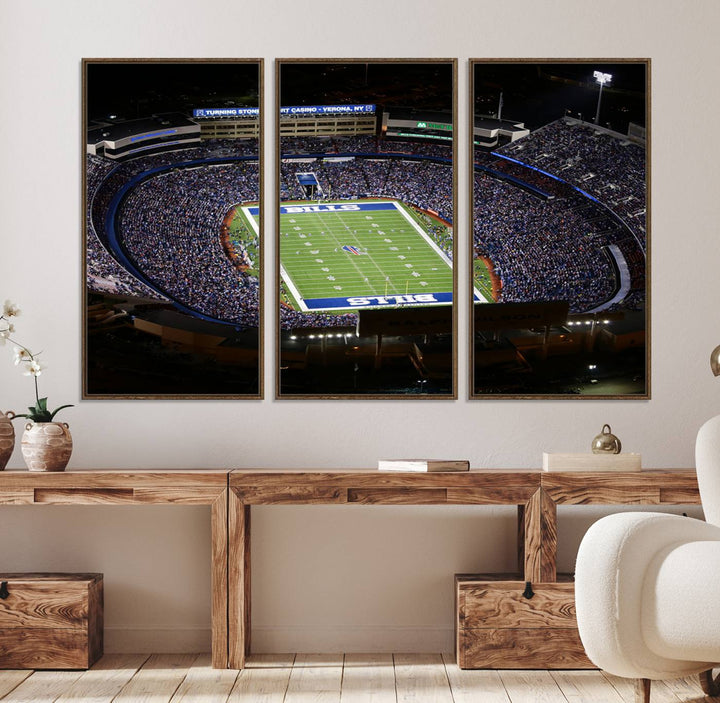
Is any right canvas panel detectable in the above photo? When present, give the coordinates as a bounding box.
[471,60,649,398]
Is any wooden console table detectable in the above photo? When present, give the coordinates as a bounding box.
[227,469,700,669]
[0,470,229,669]
[0,468,702,670]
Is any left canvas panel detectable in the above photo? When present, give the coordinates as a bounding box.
[83,59,262,398]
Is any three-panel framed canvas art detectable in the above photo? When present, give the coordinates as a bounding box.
[83,58,648,399]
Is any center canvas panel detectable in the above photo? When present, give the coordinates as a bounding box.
[276,60,456,398]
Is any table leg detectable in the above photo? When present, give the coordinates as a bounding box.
[518,488,557,582]
[228,489,251,669]
[211,489,228,668]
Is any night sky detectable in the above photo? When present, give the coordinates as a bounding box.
[474,61,647,133]
[279,62,454,112]
[85,61,260,122]
[85,60,646,133]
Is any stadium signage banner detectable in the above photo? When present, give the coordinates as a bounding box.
[391,131,453,142]
[281,104,375,115]
[248,202,397,216]
[303,292,453,310]
[193,108,259,118]
[193,105,374,118]
[416,121,452,131]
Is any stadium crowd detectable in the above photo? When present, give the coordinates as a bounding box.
[117,162,260,326]
[497,119,646,247]
[89,117,646,331]
[471,118,646,312]
[278,135,451,160]
[280,158,453,225]
[87,139,259,304]
[86,155,165,299]
[473,171,618,312]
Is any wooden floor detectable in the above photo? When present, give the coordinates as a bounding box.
[0,653,713,703]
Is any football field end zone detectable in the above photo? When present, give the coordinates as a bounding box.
[302,291,488,311]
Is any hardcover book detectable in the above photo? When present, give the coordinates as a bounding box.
[377,459,470,472]
[542,452,642,472]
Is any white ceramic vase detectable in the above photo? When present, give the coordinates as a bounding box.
[21,421,73,472]
[0,411,15,470]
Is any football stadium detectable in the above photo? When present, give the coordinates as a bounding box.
[84,60,646,397]
[86,61,458,396]
[470,62,648,396]
[84,61,263,396]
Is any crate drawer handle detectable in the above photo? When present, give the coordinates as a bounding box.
[0,582,8,600]
[522,581,534,599]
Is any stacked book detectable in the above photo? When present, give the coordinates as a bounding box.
[377,459,470,472]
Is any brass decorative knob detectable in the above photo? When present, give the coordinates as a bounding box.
[592,424,622,454]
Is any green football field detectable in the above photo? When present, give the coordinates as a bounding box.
[243,199,462,312]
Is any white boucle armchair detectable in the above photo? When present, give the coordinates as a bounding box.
[575,415,720,703]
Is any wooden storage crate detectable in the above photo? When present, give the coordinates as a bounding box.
[455,573,594,669]
[0,573,103,669]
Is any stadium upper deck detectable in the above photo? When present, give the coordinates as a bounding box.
[87,113,201,160]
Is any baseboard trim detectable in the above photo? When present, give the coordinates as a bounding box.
[251,625,455,653]
[105,624,455,654]
[105,626,211,653]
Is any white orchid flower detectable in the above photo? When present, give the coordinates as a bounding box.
[13,347,32,365]
[2,300,21,318]
[23,359,44,377]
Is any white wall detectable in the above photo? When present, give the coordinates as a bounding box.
[1,0,719,654]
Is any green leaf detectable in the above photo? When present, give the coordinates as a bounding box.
[48,405,73,421]
[37,397,48,412]
[28,406,37,415]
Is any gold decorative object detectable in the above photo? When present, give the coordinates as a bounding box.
[21,421,73,472]
[591,424,622,454]
[0,411,15,470]
[711,345,720,376]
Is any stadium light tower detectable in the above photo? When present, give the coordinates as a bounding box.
[593,70,612,125]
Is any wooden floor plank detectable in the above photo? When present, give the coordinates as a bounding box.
[441,653,511,703]
[498,670,569,703]
[114,653,199,703]
[6,652,706,703]
[285,654,344,703]
[0,670,84,703]
[227,654,294,702]
[551,670,626,703]
[341,653,395,703]
[55,654,150,703]
[394,653,453,703]
[0,672,32,699]
[601,673,683,703]
[245,654,296,668]
[662,674,706,699]
[168,653,238,702]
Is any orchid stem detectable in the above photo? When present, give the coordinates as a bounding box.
[1,316,40,406]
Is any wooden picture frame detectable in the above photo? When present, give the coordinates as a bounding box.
[470,59,650,399]
[82,58,263,398]
[276,58,457,399]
